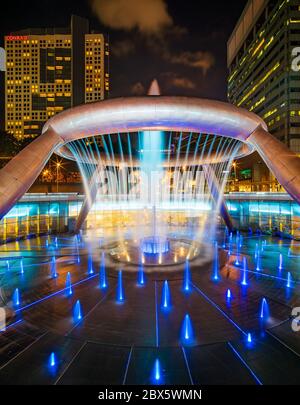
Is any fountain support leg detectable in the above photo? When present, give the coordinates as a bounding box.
[202,165,234,232]
[75,165,101,233]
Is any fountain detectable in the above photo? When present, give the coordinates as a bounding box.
[212,242,220,281]
[235,236,241,265]
[278,253,283,271]
[226,288,232,301]
[137,263,145,286]
[228,232,233,256]
[151,358,163,384]
[13,288,20,307]
[260,298,269,319]
[116,271,125,302]
[99,252,107,289]
[50,256,58,279]
[88,254,94,275]
[20,259,24,275]
[256,251,262,271]
[66,272,72,296]
[181,314,194,345]
[241,257,248,286]
[74,300,82,322]
[286,272,292,288]
[49,352,56,367]
[222,229,227,249]
[161,280,171,310]
[183,260,191,292]
[247,333,252,344]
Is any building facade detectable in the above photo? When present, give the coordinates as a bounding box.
[5,15,109,139]
[228,0,300,153]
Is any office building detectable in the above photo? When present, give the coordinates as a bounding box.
[228,0,300,153]
[5,15,110,139]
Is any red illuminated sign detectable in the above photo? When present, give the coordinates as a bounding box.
[5,35,29,41]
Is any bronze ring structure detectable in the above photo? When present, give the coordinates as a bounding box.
[0,96,300,228]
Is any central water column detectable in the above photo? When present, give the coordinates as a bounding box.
[140,80,170,256]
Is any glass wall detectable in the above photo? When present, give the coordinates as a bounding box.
[0,193,299,243]
[0,195,83,243]
[226,195,300,239]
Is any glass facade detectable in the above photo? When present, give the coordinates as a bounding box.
[0,193,299,243]
[228,0,300,152]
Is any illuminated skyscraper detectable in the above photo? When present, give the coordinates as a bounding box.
[228,0,300,153]
[5,15,109,139]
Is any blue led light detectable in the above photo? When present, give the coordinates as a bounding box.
[65,272,72,296]
[183,260,191,292]
[74,300,82,322]
[161,280,171,310]
[49,352,56,367]
[13,288,20,307]
[116,271,125,302]
[181,314,194,345]
[99,252,107,289]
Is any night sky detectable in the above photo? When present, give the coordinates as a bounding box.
[0,0,248,101]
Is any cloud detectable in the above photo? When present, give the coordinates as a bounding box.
[164,51,215,75]
[161,72,196,90]
[131,82,146,95]
[144,36,215,74]
[90,0,173,34]
[111,40,135,57]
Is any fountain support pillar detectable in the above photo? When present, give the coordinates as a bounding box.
[247,126,300,205]
[75,166,100,233]
[202,164,234,232]
[0,127,62,220]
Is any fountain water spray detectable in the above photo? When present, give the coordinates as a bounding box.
[13,288,20,307]
[161,280,171,310]
[49,352,56,367]
[20,259,24,275]
[247,333,252,344]
[181,314,194,345]
[256,250,262,271]
[239,234,243,249]
[66,272,72,296]
[226,289,232,301]
[254,243,259,259]
[228,233,232,256]
[286,272,292,288]
[50,256,58,279]
[74,300,82,322]
[212,242,220,281]
[116,271,125,302]
[6,260,10,271]
[241,257,248,286]
[260,298,269,319]
[152,358,163,384]
[222,230,227,249]
[183,260,191,292]
[278,253,283,271]
[137,263,145,286]
[88,254,94,275]
[99,252,107,289]
[235,241,240,266]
